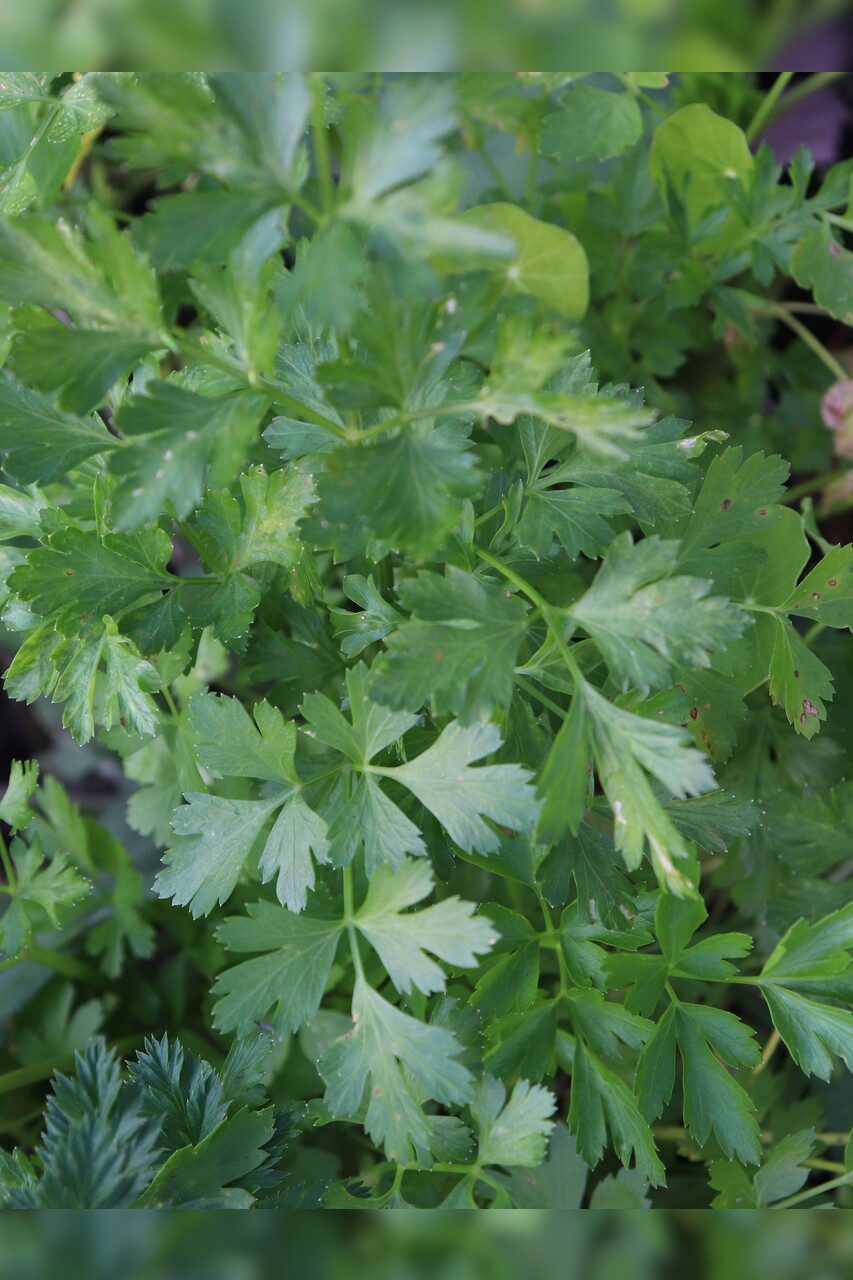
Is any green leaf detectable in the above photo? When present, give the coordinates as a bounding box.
[792,223,853,325]
[756,904,853,1078]
[678,448,790,567]
[492,1124,588,1208]
[541,85,642,162]
[0,370,118,483]
[783,543,853,628]
[135,1106,276,1208]
[278,223,367,328]
[329,575,401,658]
[0,760,39,833]
[458,204,589,320]
[110,386,269,529]
[321,976,473,1163]
[303,663,418,767]
[0,836,89,956]
[518,486,630,561]
[213,901,343,1035]
[649,103,753,226]
[584,685,715,890]
[675,1005,762,1164]
[477,318,653,462]
[327,774,425,874]
[9,527,171,627]
[768,617,833,739]
[372,567,529,722]
[354,860,495,995]
[569,1043,666,1185]
[391,722,540,854]
[471,1075,556,1168]
[570,532,748,693]
[11,328,155,416]
[188,693,295,784]
[536,693,590,843]
[351,79,457,204]
[157,793,281,917]
[588,1169,651,1208]
[301,430,481,562]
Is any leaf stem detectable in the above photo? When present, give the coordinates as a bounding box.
[745,71,794,143]
[750,1027,781,1078]
[0,944,104,984]
[0,830,14,889]
[770,304,849,382]
[478,148,514,202]
[771,1168,853,1209]
[342,864,365,982]
[612,72,669,119]
[766,72,848,125]
[475,545,585,689]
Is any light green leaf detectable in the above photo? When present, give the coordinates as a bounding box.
[156,793,280,918]
[188,693,295,784]
[570,532,748,692]
[0,760,39,833]
[458,203,589,320]
[258,793,330,913]
[649,102,753,226]
[471,1075,556,1168]
[354,860,495,995]
[391,721,540,854]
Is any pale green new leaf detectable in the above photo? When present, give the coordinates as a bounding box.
[471,1075,556,1168]
[156,793,280,918]
[391,722,540,854]
[571,532,747,692]
[354,860,495,995]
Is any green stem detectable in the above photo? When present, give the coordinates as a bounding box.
[771,305,848,382]
[611,72,669,119]
[767,72,847,125]
[524,142,539,207]
[311,75,334,218]
[342,864,365,982]
[745,71,794,143]
[823,210,853,233]
[21,945,104,985]
[478,148,514,202]
[475,545,585,688]
[0,831,14,890]
[772,1168,853,1209]
[513,674,567,720]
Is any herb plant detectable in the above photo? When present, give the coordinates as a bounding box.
[1,71,853,1209]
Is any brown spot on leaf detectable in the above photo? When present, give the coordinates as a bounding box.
[794,670,800,678]
[721,498,731,510]
[689,707,698,720]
